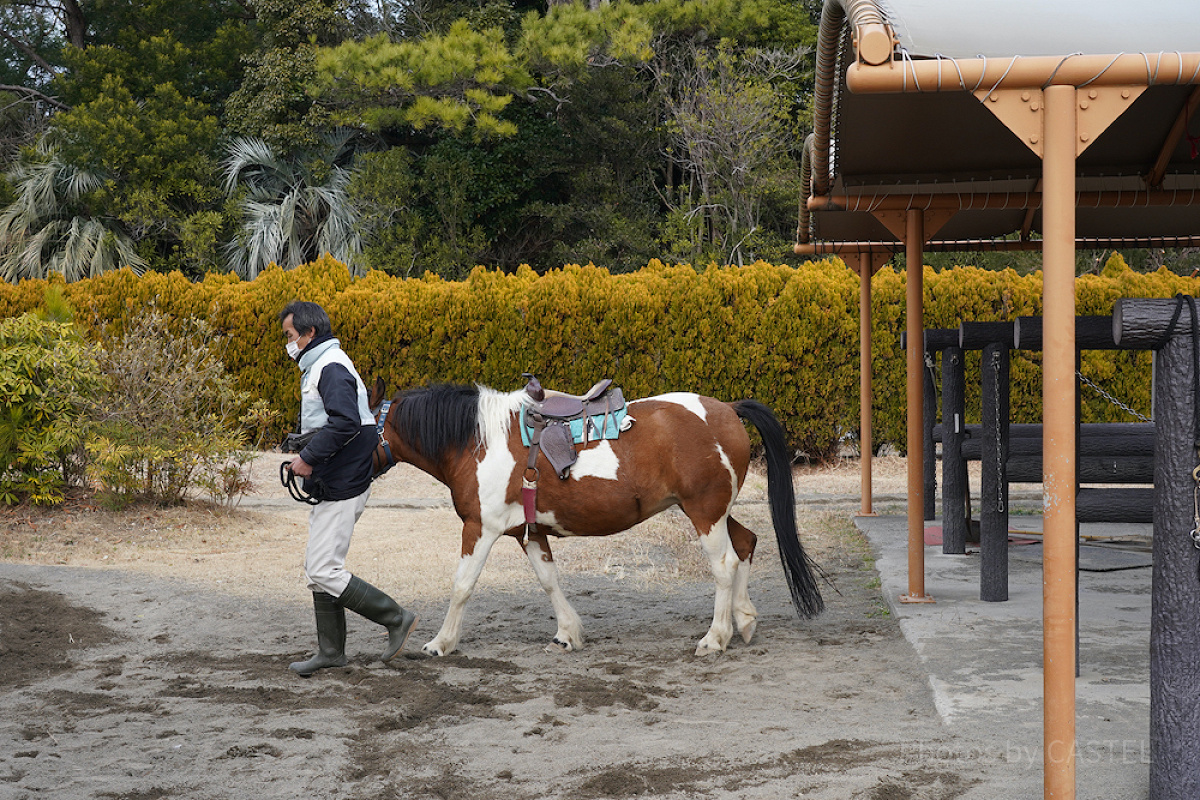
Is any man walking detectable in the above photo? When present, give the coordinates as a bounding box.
[279,300,417,676]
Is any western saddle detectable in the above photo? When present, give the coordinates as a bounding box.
[520,374,626,540]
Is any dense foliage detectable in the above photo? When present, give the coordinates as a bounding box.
[1,0,819,281]
[0,310,102,503]
[4,1,1196,280]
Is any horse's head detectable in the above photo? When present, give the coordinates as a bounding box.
[368,376,388,417]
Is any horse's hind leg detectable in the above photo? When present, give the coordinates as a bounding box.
[424,521,501,657]
[693,513,739,656]
[521,532,585,651]
[728,517,759,644]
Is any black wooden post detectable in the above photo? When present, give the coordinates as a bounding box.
[1115,298,1200,800]
[941,345,968,554]
[962,321,1013,602]
[907,329,958,522]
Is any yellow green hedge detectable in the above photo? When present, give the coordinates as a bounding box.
[2,253,1196,458]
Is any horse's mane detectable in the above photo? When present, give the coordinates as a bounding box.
[393,384,482,461]
[392,383,528,461]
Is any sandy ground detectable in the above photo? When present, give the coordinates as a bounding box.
[0,454,1011,800]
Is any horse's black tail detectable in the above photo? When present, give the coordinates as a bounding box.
[733,400,824,619]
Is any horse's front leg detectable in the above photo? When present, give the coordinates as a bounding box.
[521,532,584,651]
[423,520,501,657]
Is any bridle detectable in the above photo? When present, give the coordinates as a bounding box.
[372,398,397,477]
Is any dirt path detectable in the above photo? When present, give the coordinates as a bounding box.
[0,455,1003,799]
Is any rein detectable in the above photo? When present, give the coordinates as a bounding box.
[280,461,320,505]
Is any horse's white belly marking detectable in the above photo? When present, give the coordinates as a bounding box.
[571,440,619,481]
[635,392,708,421]
[534,510,571,536]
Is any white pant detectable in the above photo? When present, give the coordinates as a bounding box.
[304,487,371,596]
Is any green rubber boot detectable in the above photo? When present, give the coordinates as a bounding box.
[337,576,418,662]
[289,592,347,676]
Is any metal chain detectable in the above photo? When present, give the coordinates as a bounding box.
[1076,370,1151,423]
[992,350,1005,514]
[1194,460,1200,584]
[1191,464,1200,550]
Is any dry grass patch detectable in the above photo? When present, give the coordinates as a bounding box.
[1,454,900,605]
[0,502,259,564]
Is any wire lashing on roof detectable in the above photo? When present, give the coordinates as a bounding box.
[888,49,1200,92]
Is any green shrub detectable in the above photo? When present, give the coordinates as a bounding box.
[0,313,105,504]
[86,309,277,507]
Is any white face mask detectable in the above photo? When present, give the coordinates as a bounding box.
[286,340,302,361]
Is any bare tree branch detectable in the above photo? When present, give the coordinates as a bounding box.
[0,26,60,77]
[0,83,68,110]
[524,85,570,111]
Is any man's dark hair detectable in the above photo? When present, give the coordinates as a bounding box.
[279,301,332,338]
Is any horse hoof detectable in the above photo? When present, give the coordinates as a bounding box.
[694,640,725,657]
[547,637,574,653]
[422,642,446,657]
[739,621,758,644]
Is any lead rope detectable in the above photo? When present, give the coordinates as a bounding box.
[280,461,320,505]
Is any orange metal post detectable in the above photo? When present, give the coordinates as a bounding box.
[859,252,874,516]
[1042,84,1078,800]
[901,211,933,603]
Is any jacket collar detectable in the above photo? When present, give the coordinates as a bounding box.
[298,335,339,372]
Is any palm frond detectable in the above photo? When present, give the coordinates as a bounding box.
[224,135,367,277]
[0,140,138,281]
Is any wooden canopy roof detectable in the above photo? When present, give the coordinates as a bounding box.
[795,0,1200,257]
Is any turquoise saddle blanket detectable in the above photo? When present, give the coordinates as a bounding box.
[520,405,628,446]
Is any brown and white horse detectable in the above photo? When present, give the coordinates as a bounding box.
[372,383,823,656]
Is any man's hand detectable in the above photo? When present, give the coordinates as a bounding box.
[288,456,314,477]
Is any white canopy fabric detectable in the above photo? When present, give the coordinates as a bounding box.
[880,0,1200,60]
